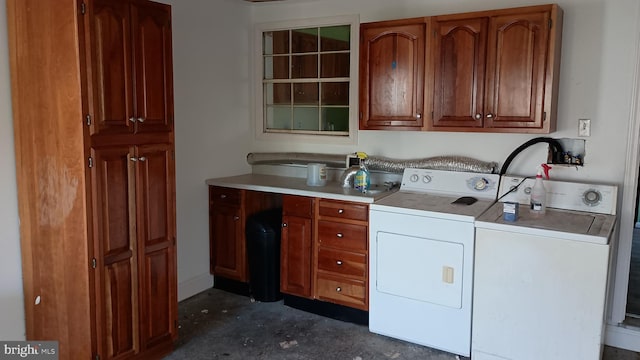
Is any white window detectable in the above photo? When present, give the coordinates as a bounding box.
[254,15,359,144]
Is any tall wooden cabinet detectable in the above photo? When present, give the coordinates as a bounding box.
[7,1,177,359]
[430,4,563,132]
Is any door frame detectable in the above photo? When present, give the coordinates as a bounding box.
[606,3,640,351]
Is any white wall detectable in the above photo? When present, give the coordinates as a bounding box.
[249,0,638,185]
[0,0,26,340]
[167,0,253,300]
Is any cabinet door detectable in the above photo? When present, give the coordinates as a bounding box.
[210,203,245,281]
[484,11,549,129]
[135,143,177,351]
[92,145,139,359]
[131,1,174,134]
[432,17,488,128]
[360,21,426,129]
[280,215,313,297]
[87,0,135,136]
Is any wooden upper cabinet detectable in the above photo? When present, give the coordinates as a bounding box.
[430,5,563,133]
[432,17,488,128]
[87,0,173,136]
[359,18,428,130]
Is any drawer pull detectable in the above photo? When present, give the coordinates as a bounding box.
[220,194,227,199]
[282,223,288,227]
[233,216,240,221]
[336,260,343,265]
[338,209,344,214]
[336,233,343,238]
[336,287,342,292]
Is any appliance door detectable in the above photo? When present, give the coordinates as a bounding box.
[369,209,474,357]
[472,227,610,360]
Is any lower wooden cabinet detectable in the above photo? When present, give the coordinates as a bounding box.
[314,199,369,311]
[209,187,282,283]
[280,195,314,298]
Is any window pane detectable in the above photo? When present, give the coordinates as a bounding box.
[292,28,317,53]
[294,83,318,105]
[320,26,350,51]
[322,107,349,131]
[265,83,291,105]
[321,82,349,105]
[264,31,289,55]
[293,107,320,130]
[265,56,289,80]
[292,55,317,78]
[266,106,292,130]
[321,53,350,78]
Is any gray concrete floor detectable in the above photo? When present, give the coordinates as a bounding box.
[164,288,639,360]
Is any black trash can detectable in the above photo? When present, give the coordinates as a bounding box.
[245,208,283,302]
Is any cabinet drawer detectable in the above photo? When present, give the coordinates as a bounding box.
[318,199,368,221]
[317,248,366,278]
[209,186,241,206]
[317,221,367,251]
[316,275,367,309]
[283,195,313,217]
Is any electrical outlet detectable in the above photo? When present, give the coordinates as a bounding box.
[578,119,591,137]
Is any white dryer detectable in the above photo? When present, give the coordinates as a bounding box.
[369,168,500,357]
[472,175,618,360]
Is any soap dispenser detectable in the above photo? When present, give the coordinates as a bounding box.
[353,152,371,192]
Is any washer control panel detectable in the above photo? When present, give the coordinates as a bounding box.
[498,176,618,215]
[401,168,500,199]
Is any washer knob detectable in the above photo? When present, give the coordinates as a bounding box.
[474,178,488,191]
[422,175,432,184]
[410,174,419,182]
[583,189,602,206]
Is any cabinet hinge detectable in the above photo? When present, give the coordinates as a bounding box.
[431,111,434,119]
[543,111,547,121]
[91,258,97,269]
[88,157,93,168]
[94,354,100,360]
[80,2,86,15]
[174,320,179,329]
[359,112,363,119]
[548,19,552,29]
[85,114,91,126]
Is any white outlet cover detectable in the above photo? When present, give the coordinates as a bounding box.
[578,119,591,137]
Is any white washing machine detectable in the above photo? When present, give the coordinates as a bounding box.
[472,175,618,360]
[369,168,500,357]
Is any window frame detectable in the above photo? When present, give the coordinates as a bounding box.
[253,15,359,145]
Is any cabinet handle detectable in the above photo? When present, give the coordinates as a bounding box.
[338,209,344,214]
[336,233,343,238]
[336,287,342,292]
[129,117,137,123]
[233,216,240,221]
[282,223,287,227]
[416,113,422,119]
[220,194,227,199]
[129,157,138,162]
[138,156,146,162]
[137,117,145,123]
[474,113,482,120]
[336,260,343,265]
[486,113,494,118]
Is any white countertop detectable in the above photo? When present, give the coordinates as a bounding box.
[205,173,397,203]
